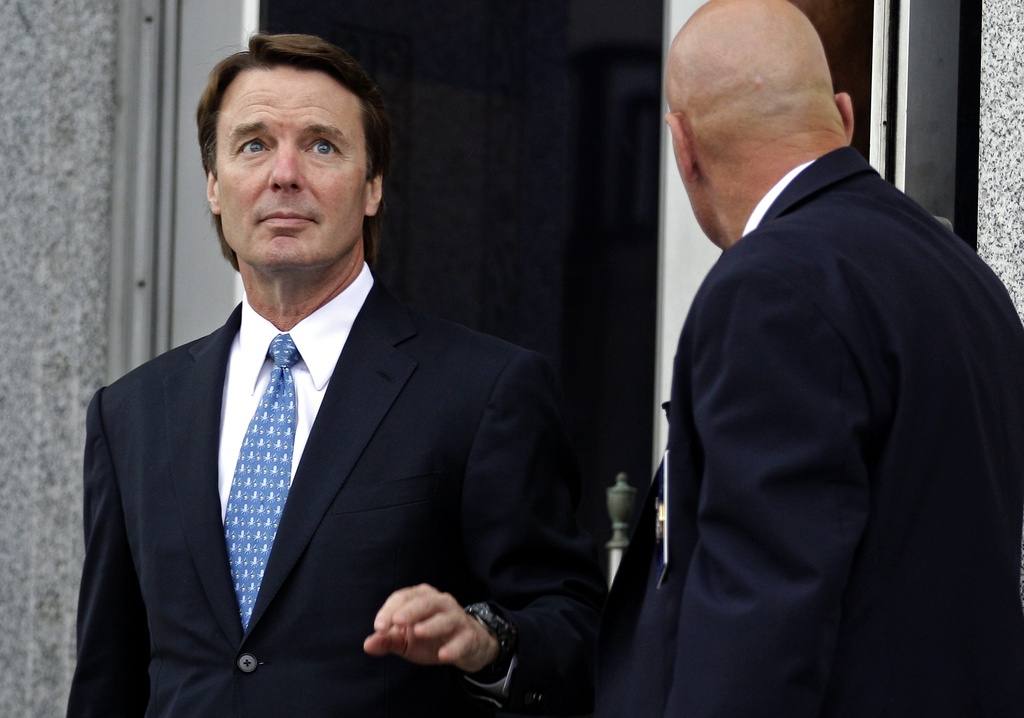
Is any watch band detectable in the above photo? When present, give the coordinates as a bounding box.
[464,602,518,669]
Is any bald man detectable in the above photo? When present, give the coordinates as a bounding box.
[595,1,1024,715]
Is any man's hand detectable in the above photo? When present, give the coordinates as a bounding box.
[363,584,500,673]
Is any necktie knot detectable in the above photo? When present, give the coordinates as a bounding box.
[269,333,300,369]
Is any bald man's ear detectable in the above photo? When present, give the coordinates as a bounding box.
[835,92,855,146]
[666,110,700,184]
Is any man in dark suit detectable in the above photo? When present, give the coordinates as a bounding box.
[596,0,1024,715]
[67,34,605,717]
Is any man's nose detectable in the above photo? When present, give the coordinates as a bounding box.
[269,146,303,190]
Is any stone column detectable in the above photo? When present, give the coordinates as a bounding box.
[978,0,1024,320]
[0,1,116,714]
[978,0,1024,609]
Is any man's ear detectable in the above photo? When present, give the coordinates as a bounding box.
[364,174,383,218]
[207,172,221,216]
[666,110,700,184]
[835,92,855,146]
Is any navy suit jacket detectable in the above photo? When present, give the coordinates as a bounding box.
[596,148,1024,716]
[68,282,606,717]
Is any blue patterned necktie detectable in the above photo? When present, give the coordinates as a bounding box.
[224,333,300,629]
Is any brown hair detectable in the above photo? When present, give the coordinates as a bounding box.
[196,33,391,268]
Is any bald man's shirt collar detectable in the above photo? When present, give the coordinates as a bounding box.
[742,160,813,237]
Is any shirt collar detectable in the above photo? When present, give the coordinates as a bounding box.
[237,263,374,394]
[742,160,813,237]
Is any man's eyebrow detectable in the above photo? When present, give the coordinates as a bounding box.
[227,121,268,145]
[225,122,352,147]
[306,124,350,145]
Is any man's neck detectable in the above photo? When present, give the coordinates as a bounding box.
[240,260,364,331]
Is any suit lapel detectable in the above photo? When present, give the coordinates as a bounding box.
[164,307,245,646]
[246,285,418,634]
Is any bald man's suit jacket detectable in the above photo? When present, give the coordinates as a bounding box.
[596,148,1024,716]
[68,283,606,717]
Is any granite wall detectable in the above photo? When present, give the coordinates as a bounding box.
[978,0,1024,605]
[0,1,116,714]
[978,0,1024,320]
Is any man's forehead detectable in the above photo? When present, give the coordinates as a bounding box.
[217,66,360,129]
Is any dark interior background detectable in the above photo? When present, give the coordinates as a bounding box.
[262,0,664,573]
[793,0,980,247]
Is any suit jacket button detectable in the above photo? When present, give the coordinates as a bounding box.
[237,653,258,673]
[524,692,543,706]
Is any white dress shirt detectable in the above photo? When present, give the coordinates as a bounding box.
[741,160,813,237]
[218,263,373,520]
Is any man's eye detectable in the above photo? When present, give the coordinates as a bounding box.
[242,140,266,153]
[312,140,334,155]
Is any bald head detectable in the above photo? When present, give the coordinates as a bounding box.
[664,0,854,246]
[667,0,848,156]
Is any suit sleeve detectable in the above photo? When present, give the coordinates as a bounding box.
[66,389,150,717]
[460,349,607,715]
[667,264,872,715]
